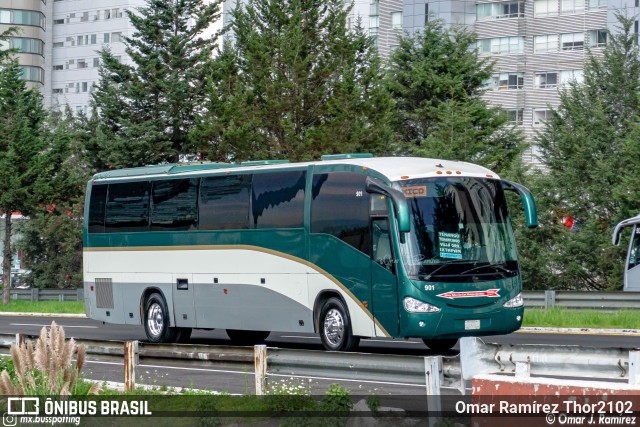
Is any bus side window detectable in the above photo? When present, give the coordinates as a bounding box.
[150,178,199,231]
[372,219,394,273]
[104,181,151,233]
[251,171,306,229]
[88,184,108,233]
[311,172,371,256]
[199,175,251,230]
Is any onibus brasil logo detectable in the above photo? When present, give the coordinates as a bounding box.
[3,397,151,426]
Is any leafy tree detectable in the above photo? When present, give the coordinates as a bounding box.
[528,13,640,290]
[0,59,47,303]
[196,1,395,162]
[19,108,93,289]
[90,0,223,169]
[386,19,524,174]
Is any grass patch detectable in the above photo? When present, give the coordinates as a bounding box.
[523,308,640,329]
[0,300,84,314]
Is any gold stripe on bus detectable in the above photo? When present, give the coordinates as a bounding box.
[84,245,392,338]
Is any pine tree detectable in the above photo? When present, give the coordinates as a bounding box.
[196,0,395,162]
[529,13,640,290]
[19,108,93,289]
[386,19,523,173]
[90,0,223,168]
[191,37,257,162]
[0,59,47,303]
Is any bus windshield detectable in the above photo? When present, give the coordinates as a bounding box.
[396,177,518,282]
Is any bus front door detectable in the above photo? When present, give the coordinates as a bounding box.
[371,218,399,337]
[625,225,640,291]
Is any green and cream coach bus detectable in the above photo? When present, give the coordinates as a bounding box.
[83,154,538,351]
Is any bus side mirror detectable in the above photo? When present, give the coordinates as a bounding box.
[365,177,411,234]
[612,215,640,245]
[502,180,538,228]
[613,223,624,246]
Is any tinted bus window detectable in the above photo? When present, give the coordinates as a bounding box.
[252,171,306,229]
[311,173,371,255]
[151,179,199,231]
[105,181,151,232]
[199,175,251,230]
[88,184,108,233]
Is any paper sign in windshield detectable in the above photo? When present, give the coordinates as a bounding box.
[438,232,462,259]
[401,186,427,198]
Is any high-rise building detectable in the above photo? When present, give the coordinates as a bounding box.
[0,0,49,92]
[49,0,147,114]
[402,0,619,165]
[353,0,404,57]
[48,0,220,114]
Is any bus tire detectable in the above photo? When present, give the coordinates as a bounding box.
[319,297,360,352]
[422,338,458,352]
[226,330,270,346]
[143,293,179,343]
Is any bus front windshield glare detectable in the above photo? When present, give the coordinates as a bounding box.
[396,177,518,282]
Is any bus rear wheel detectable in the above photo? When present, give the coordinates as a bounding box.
[143,293,180,343]
[226,330,270,346]
[422,338,458,352]
[319,297,360,352]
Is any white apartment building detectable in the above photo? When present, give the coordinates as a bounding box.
[49,0,146,114]
[351,0,404,57]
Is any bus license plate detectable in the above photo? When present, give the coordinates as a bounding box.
[465,320,481,330]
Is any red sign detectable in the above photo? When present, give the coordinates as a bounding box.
[437,289,500,299]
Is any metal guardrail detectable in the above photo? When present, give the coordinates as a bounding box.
[9,288,84,302]
[266,347,460,388]
[0,333,459,391]
[524,290,640,310]
[1,332,637,389]
[460,336,640,385]
[8,288,640,309]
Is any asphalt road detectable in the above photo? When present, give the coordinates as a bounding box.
[0,315,637,397]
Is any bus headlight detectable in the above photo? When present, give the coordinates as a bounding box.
[503,293,523,308]
[403,297,441,313]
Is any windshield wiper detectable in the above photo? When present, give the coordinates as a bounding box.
[460,262,517,276]
[421,260,470,280]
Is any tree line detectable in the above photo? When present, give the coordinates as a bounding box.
[0,0,637,299]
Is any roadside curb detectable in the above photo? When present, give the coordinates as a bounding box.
[0,312,86,318]
[519,326,640,336]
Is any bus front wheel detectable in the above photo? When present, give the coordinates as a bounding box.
[144,293,179,343]
[319,297,360,352]
[422,338,458,352]
[226,330,270,346]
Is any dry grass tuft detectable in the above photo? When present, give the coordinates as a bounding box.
[0,321,98,396]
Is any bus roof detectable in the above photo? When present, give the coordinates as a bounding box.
[91,156,499,183]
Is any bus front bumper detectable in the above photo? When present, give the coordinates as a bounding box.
[400,306,524,339]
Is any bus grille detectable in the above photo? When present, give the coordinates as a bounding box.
[95,278,114,309]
